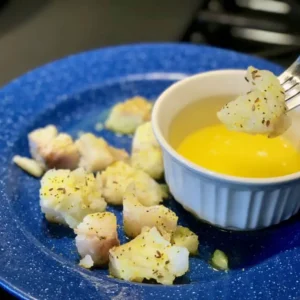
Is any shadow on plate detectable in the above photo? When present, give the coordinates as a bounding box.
[171,199,300,270]
[41,219,75,239]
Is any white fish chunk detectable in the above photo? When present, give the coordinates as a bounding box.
[40,168,107,228]
[100,161,166,206]
[109,227,189,285]
[76,133,128,172]
[123,184,178,240]
[28,125,58,163]
[130,122,164,179]
[29,125,80,170]
[79,255,94,269]
[218,66,290,137]
[75,212,120,266]
[105,96,152,134]
[171,226,199,255]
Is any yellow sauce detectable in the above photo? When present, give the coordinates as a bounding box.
[177,124,300,178]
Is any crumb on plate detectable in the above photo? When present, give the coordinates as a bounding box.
[13,155,45,177]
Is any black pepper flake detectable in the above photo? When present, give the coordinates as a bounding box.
[165,260,170,265]
[49,188,53,191]
[266,120,270,127]
[244,77,249,82]
[255,98,259,103]
[155,251,162,258]
[252,105,255,111]
[57,188,66,194]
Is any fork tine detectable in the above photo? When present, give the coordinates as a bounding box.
[284,76,300,110]
[280,76,293,86]
[284,82,299,93]
[284,83,300,102]
[286,93,300,110]
[277,57,300,106]
[278,56,300,84]
[286,89,300,102]
[281,76,297,92]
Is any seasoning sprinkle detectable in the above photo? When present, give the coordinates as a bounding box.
[57,188,66,193]
[155,250,162,258]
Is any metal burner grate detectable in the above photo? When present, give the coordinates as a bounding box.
[181,0,300,66]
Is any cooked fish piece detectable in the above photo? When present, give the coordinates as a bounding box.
[13,155,45,177]
[28,125,58,163]
[75,212,120,266]
[41,133,80,169]
[131,121,160,151]
[130,122,164,179]
[79,255,94,269]
[105,96,152,134]
[76,133,128,172]
[40,168,107,228]
[171,226,199,255]
[29,125,80,170]
[246,66,285,102]
[109,227,189,285]
[217,66,290,137]
[218,90,289,135]
[131,149,163,180]
[123,184,177,240]
[101,161,166,206]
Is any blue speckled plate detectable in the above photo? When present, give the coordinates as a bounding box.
[0,43,299,300]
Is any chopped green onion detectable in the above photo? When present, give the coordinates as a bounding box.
[211,249,229,271]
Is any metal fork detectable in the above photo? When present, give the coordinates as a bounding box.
[278,57,300,111]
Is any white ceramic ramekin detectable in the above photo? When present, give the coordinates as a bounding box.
[152,70,300,231]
